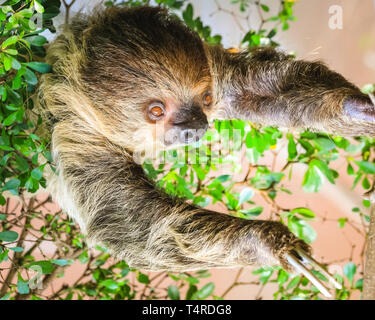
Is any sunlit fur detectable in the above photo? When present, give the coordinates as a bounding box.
[37,6,374,271]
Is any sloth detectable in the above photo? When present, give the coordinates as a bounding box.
[38,5,374,294]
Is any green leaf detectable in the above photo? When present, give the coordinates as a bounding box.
[363,199,371,208]
[137,273,150,284]
[0,230,18,242]
[17,278,29,295]
[362,84,375,94]
[299,220,316,244]
[3,111,18,126]
[355,161,375,174]
[51,259,73,266]
[15,155,29,172]
[282,22,289,30]
[239,206,263,218]
[31,166,43,180]
[347,163,354,175]
[261,4,270,12]
[288,217,316,244]
[78,251,89,264]
[2,178,20,195]
[4,49,17,55]
[3,0,21,5]
[238,187,254,204]
[167,285,180,300]
[0,293,10,300]
[287,276,301,290]
[6,87,22,105]
[12,58,21,71]
[311,269,329,282]
[182,3,194,26]
[302,165,322,193]
[25,177,38,192]
[26,35,47,46]
[18,8,33,18]
[251,168,284,190]
[277,269,289,285]
[9,246,24,252]
[344,262,356,283]
[24,62,51,74]
[254,267,274,284]
[338,218,348,228]
[195,282,215,299]
[287,134,297,160]
[0,247,9,263]
[1,35,18,49]
[26,261,54,274]
[355,278,363,291]
[193,165,206,181]
[362,176,371,190]
[23,67,38,85]
[0,10,6,21]
[0,145,13,151]
[312,159,335,184]
[3,55,12,71]
[216,175,231,183]
[313,137,336,152]
[267,28,277,38]
[291,207,315,219]
[186,285,198,300]
[34,0,45,13]
[101,279,119,290]
[186,276,199,285]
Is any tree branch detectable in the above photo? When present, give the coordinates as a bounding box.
[363,191,375,299]
[0,198,34,297]
[62,0,77,25]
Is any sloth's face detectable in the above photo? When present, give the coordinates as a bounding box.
[143,87,212,148]
[79,6,214,153]
[122,74,214,155]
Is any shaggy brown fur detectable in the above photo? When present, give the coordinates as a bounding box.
[37,6,374,271]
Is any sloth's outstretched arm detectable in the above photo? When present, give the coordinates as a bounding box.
[53,134,308,272]
[208,46,375,136]
[52,129,340,295]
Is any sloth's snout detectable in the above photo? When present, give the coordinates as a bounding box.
[343,95,375,122]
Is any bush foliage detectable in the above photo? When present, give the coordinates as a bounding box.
[0,0,373,300]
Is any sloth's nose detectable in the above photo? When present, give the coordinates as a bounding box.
[343,95,375,122]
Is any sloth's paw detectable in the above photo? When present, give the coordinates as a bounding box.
[247,221,341,297]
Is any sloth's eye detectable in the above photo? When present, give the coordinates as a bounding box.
[203,92,212,107]
[148,102,165,121]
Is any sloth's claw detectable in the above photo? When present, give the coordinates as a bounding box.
[295,248,342,291]
[285,248,341,298]
[369,93,375,106]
